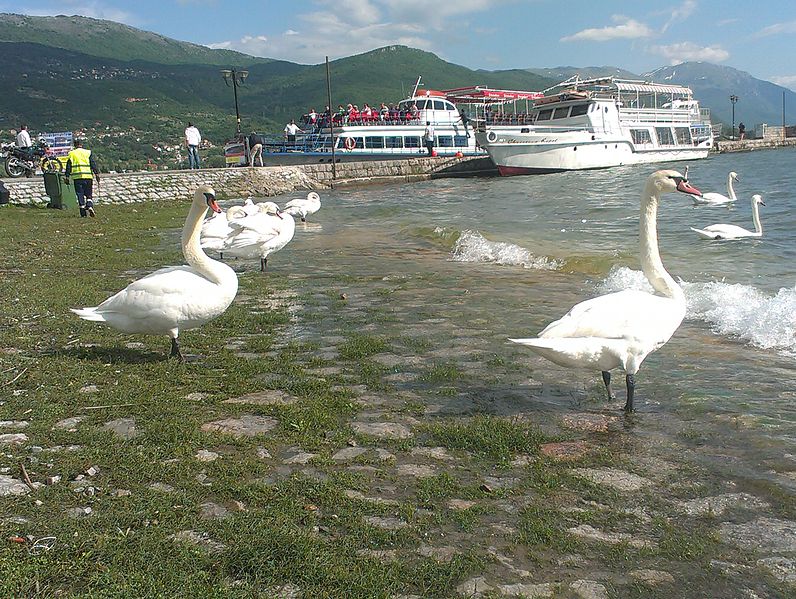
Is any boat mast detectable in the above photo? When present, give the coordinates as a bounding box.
[411,76,422,98]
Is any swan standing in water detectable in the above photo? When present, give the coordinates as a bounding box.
[222,202,296,271]
[689,171,738,205]
[72,186,239,360]
[691,194,765,240]
[283,192,321,222]
[510,170,701,412]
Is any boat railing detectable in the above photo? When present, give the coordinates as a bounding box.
[618,107,702,124]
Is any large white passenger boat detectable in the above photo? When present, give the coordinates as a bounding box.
[474,76,713,175]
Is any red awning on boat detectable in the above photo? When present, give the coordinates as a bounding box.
[442,86,545,104]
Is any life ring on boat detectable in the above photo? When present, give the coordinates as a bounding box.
[486,131,498,143]
[343,137,356,151]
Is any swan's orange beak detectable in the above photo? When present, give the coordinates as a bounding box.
[203,192,222,213]
[676,179,701,196]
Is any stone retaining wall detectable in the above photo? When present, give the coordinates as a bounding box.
[2,156,486,206]
[715,138,796,153]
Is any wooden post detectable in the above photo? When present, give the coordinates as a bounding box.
[326,56,336,182]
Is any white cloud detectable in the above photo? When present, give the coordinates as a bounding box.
[661,0,697,33]
[770,75,796,91]
[648,42,729,64]
[560,15,654,42]
[754,20,796,38]
[205,0,509,63]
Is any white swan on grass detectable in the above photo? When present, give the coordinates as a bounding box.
[200,205,247,257]
[689,171,738,205]
[71,186,239,360]
[691,194,765,240]
[510,170,702,412]
[283,192,321,222]
[222,201,296,271]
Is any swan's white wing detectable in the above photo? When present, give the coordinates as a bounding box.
[694,224,754,238]
[696,192,733,204]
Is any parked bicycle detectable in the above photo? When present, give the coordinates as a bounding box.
[1,140,62,178]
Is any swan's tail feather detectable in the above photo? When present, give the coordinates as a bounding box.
[71,307,107,322]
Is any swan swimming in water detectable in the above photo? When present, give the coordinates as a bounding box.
[691,194,765,240]
[283,192,321,222]
[222,201,296,271]
[71,186,239,360]
[689,171,738,205]
[510,170,701,412]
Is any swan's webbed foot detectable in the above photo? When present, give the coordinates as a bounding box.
[601,370,615,400]
[624,374,635,412]
[170,337,184,362]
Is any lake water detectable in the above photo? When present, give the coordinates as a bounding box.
[251,148,796,495]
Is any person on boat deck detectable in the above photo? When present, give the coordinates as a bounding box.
[336,105,346,123]
[322,106,331,127]
[284,120,299,145]
[349,105,361,123]
[362,104,373,121]
[379,103,389,120]
[424,121,435,155]
[389,104,400,122]
[308,108,318,125]
[248,131,263,167]
[410,102,419,120]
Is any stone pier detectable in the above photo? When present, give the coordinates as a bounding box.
[1,156,493,206]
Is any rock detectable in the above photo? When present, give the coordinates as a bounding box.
[561,413,619,433]
[53,416,86,431]
[284,451,317,465]
[417,544,458,562]
[482,476,520,490]
[223,390,297,406]
[719,518,796,552]
[572,468,652,492]
[567,524,654,549]
[196,449,220,462]
[186,392,208,402]
[331,446,369,461]
[757,556,796,584]
[351,421,413,439]
[456,576,494,597]
[0,433,28,446]
[630,569,675,585]
[201,415,278,437]
[510,454,535,467]
[447,499,477,511]
[0,474,37,496]
[396,464,436,478]
[540,441,591,461]
[0,420,29,430]
[679,493,770,516]
[256,447,272,459]
[262,583,301,599]
[343,490,400,506]
[570,580,609,599]
[363,516,408,530]
[113,489,132,497]
[79,385,99,394]
[85,466,100,477]
[497,582,554,598]
[103,418,139,440]
[66,506,93,518]
[171,530,226,553]
[149,482,175,493]
[199,501,230,520]
[410,446,455,461]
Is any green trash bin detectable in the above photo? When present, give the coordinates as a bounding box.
[43,172,78,211]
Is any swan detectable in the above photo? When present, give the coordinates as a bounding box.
[283,192,321,222]
[242,197,259,216]
[222,202,296,271]
[509,170,701,412]
[200,205,247,257]
[690,194,765,240]
[689,171,738,205]
[71,186,239,360]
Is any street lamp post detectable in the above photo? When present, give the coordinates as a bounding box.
[221,68,248,135]
[730,94,739,139]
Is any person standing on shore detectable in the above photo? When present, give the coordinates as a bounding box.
[738,122,746,140]
[423,121,435,156]
[185,122,202,169]
[248,131,263,167]
[65,138,100,218]
[16,124,32,151]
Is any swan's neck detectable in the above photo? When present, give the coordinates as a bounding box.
[182,201,228,284]
[727,175,737,200]
[640,182,683,301]
[751,200,763,234]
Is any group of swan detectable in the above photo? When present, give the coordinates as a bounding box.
[511,170,702,412]
[688,170,766,240]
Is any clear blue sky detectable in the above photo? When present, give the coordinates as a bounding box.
[7,0,796,89]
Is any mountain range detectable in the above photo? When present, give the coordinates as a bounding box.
[1,13,793,170]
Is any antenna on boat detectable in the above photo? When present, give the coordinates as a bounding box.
[411,76,422,98]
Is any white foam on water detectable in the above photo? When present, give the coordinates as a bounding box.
[449,230,560,271]
[599,266,796,355]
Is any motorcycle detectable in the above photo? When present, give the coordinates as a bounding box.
[1,140,62,178]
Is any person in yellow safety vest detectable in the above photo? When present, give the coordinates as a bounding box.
[65,139,100,218]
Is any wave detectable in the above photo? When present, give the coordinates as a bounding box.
[448,229,561,271]
[599,266,796,355]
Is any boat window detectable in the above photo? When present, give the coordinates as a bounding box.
[404,136,421,148]
[537,109,553,121]
[674,127,691,145]
[433,100,445,110]
[570,104,589,117]
[365,136,385,149]
[655,127,675,146]
[416,100,428,110]
[630,129,652,145]
[437,136,453,147]
[398,101,407,110]
[553,107,570,119]
[445,102,456,111]
[337,137,364,149]
[385,136,403,149]
[454,135,468,146]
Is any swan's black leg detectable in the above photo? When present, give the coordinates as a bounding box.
[170,337,184,362]
[260,257,267,272]
[624,374,635,412]
[601,371,615,400]
[219,252,224,260]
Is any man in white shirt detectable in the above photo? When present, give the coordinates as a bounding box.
[423,121,435,155]
[16,124,32,150]
[284,120,299,146]
[184,122,202,169]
